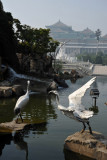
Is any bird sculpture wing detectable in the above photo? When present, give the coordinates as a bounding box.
[73,110,93,119]
[14,94,29,110]
[68,77,96,111]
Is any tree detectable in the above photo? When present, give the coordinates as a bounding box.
[95,29,101,41]
[0,1,19,69]
[13,20,59,57]
[13,19,59,73]
[95,55,102,64]
[95,29,101,55]
[0,0,3,12]
[102,56,107,65]
[54,60,62,74]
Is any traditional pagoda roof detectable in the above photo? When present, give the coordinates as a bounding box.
[46,20,72,32]
[46,20,107,41]
[81,27,94,35]
[46,20,69,27]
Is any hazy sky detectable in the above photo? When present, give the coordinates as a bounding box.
[3,0,107,35]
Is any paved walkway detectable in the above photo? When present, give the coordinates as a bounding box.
[92,65,107,76]
[62,62,92,76]
[62,62,107,76]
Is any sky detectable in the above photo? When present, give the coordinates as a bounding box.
[2,0,107,36]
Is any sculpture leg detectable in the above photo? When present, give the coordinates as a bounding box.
[80,122,86,133]
[15,113,20,123]
[87,121,92,134]
[16,118,18,123]
[20,113,23,123]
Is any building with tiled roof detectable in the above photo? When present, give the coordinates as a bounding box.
[46,20,107,55]
[46,20,107,43]
[46,20,97,41]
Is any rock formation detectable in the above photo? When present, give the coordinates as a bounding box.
[0,82,24,97]
[64,131,107,160]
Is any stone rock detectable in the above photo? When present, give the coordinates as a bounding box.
[0,80,11,86]
[0,120,28,131]
[12,85,24,96]
[0,87,12,97]
[64,131,107,160]
[0,82,24,97]
[0,120,47,132]
[47,81,58,92]
[54,75,68,88]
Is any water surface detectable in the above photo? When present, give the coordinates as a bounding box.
[0,76,107,160]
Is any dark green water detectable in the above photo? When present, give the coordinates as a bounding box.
[0,76,107,160]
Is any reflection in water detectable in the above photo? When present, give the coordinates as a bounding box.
[92,80,98,89]
[0,133,13,156]
[22,94,57,123]
[64,149,95,160]
[0,94,57,124]
[70,78,77,84]
[0,98,16,123]
[24,122,47,135]
[89,106,99,114]
[14,132,28,160]
[0,94,57,159]
[0,122,47,160]
[0,76,107,160]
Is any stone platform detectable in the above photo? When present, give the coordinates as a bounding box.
[92,65,107,76]
[0,85,24,97]
[64,131,107,160]
[0,120,30,132]
[0,120,47,133]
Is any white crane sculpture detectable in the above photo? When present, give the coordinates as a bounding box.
[14,80,30,123]
[49,77,96,134]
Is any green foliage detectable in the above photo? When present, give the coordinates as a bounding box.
[13,19,59,57]
[53,60,62,73]
[0,3,19,68]
[0,0,3,12]
[102,56,107,65]
[0,0,59,72]
[95,55,102,64]
[77,51,107,65]
[95,29,101,41]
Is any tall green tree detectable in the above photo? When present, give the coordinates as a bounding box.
[0,0,3,11]
[95,29,101,55]
[13,19,59,57]
[0,0,19,69]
